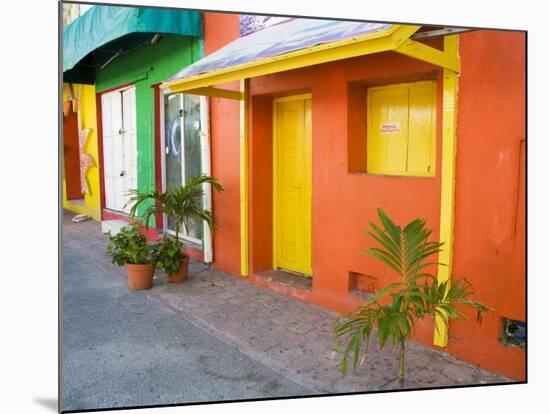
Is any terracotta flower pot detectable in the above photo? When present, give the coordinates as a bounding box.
[168,254,190,283]
[126,263,154,290]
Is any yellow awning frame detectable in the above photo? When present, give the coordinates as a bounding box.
[161,24,459,96]
[160,24,460,348]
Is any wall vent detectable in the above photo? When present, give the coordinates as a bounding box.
[349,271,378,300]
[500,318,526,351]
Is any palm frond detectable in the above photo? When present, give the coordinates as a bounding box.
[333,208,491,376]
[123,175,224,240]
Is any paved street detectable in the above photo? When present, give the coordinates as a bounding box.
[62,211,512,410]
[62,231,312,411]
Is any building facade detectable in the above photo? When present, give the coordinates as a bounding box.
[62,83,101,220]
[164,13,526,380]
[63,5,207,258]
[63,6,526,380]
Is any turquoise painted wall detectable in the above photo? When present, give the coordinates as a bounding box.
[95,35,201,225]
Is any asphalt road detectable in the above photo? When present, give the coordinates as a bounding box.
[62,244,312,411]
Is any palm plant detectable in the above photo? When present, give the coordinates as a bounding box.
[125,175,223,242]
[333,208,490,389]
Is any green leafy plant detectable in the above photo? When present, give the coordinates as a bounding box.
[106,223,150,266]
[126,175,224,242]
[151,235,185,275]
[333,208,490,389]
[125,175,223,276]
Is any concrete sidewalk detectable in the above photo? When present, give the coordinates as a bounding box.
[63,210,512,408]
[63,227,312,411]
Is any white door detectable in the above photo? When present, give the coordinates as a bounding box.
[121,87,138,210]
[101,86,137,213]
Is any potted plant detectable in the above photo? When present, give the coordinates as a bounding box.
[106,223,154,290]
[150,234,187,283]
[332,208,490,389]
[126,175,223,283]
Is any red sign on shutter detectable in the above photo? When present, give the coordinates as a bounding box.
[380,121,401,134]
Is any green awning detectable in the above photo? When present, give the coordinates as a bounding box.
[63,5,202,84]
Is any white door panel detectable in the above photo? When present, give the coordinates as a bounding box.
[102,92,117,210]
[101,87,137,213]
[121,87,137,213]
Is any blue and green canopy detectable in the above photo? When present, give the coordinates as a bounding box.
[63,5,202,84]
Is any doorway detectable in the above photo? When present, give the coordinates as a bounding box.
[273,94,312,276]
[100,86,137,214]
[63,108,83,201]
[162,92,203,244]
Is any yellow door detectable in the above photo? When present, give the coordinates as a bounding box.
[273,94,312,276]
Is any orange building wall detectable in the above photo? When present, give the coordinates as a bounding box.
[448,30,526,379]
[204,13,526,381]
[246,53,445,354]
[204,12,242,276]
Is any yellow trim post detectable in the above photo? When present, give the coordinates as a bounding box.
[240,79,249,277]
[161,25,420,93]
[434,34,459,347]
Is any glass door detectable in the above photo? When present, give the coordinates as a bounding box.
[163,92,203,244]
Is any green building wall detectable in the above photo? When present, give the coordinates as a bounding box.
[95,34,202,225]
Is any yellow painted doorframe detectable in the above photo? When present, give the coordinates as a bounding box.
[272,94,313,276]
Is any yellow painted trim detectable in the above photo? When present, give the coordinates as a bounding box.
[272,99,279,270]
[240,79,250,277]
[434,35,459,347]
[367,80,435,92]
[168,86,244,101]
[395,38,460,73]
[303,97,313,276]
[272,93,313,103]
[160,25,420,92]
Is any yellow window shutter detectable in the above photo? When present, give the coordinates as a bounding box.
[367,81,436,177]
[368,85,409,174]
[407,82,437,175]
